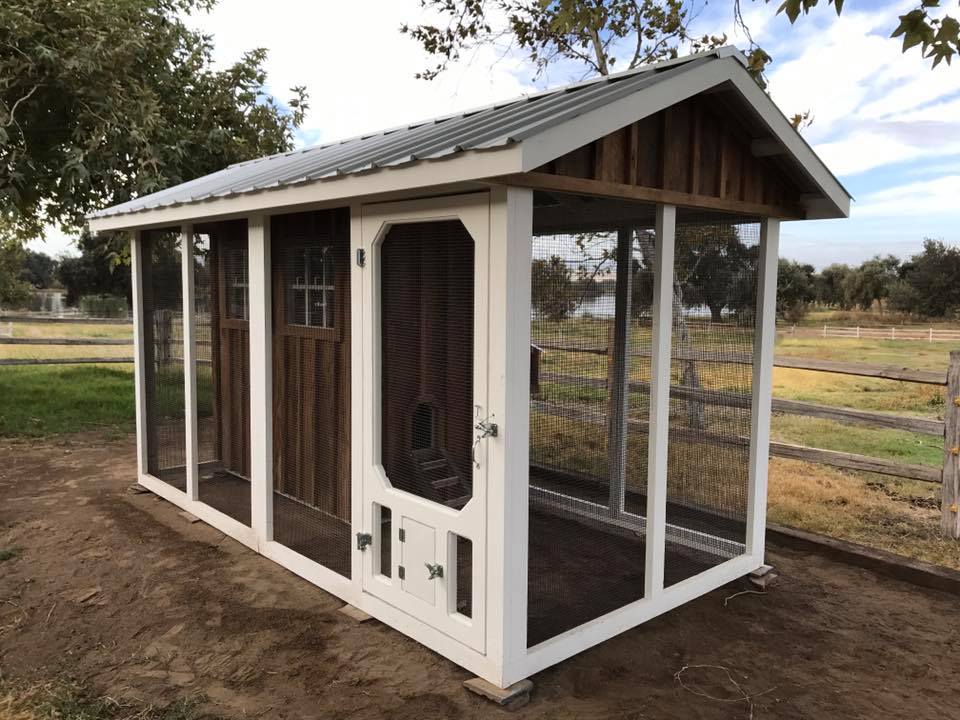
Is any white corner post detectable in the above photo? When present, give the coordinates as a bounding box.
[746,217,780,563]
[488,186,532,687]
[180,224,199,500]
[130,231,149,478]
[644,204,676,598]
[248,214,274,544]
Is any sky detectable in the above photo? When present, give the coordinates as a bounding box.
[32,0,960,269]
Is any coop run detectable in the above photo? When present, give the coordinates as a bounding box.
[88,47,849,688]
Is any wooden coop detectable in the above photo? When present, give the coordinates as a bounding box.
[88,47,850,689]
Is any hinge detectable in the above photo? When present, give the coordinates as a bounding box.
[356,248,366,267]
[398,528,406,543]
[356,532,372,551]
[398,565,405,580]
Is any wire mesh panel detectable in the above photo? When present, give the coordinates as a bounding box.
[194,220,251,525]
[663,210,760,585]
[141,228,186,487]
[380,220,475,511]
[271,209,352,578]
[527,192,658,647]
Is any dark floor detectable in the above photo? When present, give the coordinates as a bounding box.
[199,471,251,526]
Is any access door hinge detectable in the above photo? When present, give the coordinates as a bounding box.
[398,565,406,580]
[356,248,366,267]
[356,532,372,551]
[398,528,406,542]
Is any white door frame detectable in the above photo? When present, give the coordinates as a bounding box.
[359,192,490,652]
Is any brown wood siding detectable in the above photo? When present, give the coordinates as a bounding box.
[271,208,351,522]
[536,94,803,217]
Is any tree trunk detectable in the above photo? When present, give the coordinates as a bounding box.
[709,303,724,324]
[673,283,706,431]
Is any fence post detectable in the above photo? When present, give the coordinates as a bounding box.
[891,327,895,340]
[856,326,860,339]
[943,352,960,539]
[823,324,826,338]
[930,327,934,343]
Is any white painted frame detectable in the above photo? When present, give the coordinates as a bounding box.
[358,192,490,653]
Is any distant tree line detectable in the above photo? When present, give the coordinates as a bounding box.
[533,235,960,325]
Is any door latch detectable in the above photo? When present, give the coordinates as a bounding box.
[356,248,366,267]
[425,562,444,580]
[356,532,372,551]
[472,415,498,468]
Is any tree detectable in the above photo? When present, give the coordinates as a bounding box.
[888,239,960,318]
[815,263,852,308]
[759,0,960,69]
[20,249,58,289]
[843,255,900,313]
[402,1,732,81]
[0,239,30,308]
[675,224,757,323]
[1,0,307,243]
[776,258,815,323]
[57,233,131,306]
[532,255,578,321]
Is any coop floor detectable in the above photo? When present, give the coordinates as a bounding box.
[145,468,351,578]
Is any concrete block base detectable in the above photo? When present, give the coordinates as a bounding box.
[463,677,533,710]
[748,564,780,589]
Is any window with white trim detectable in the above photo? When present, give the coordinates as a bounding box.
[285,246,335,328]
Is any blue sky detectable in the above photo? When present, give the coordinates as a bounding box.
[36,0,960,268]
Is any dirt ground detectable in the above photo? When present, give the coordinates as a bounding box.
[1,434,958,719]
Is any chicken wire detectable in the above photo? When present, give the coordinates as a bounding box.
[194,220,252,525]
[141,228,186,486]
[271,209,352,578]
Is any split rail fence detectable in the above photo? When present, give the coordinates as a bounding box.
[532,343,960,539]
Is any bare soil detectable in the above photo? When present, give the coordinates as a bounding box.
[1,433,958,719]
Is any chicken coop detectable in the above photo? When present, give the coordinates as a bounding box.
[88,47,850,689]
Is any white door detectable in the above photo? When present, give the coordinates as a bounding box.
[359,193,489,652]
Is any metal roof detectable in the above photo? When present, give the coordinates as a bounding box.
[91,48,745,219]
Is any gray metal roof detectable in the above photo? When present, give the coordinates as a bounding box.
[90,48,741,219]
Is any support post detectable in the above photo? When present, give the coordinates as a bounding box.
[130,231,149,478]
[746,218,780,561]
[942,351,960,539]
[607,227,633,515]
[644,204,675,598]
[181,224,198,500]
[488,186,532,685]
[248,214,273,543]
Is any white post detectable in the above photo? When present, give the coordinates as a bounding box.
[488,186,532,684]
[248,214,273,543]
[930,327,934,343]
[130,231,149,478]
[856,325,860,339]
[644,204,676,598]
[891,326,895,340]
[822,324,826,338]
[180,224,198,500]
[746,218,780,562]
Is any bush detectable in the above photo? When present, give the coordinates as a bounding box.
[79,294,128,318]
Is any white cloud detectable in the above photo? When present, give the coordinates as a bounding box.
[187,0,537,145]
[854,175,960,217]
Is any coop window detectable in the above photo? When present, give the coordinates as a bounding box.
[285,246,335,328]
[223,244,249,321]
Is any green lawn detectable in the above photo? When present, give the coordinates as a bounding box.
[0,365,135,437]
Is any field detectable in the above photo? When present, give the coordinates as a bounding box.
[0,319,957,570]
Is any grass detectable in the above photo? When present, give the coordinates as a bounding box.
[2,321,132,340]
[0,676,212,720]
[0,365,134,437]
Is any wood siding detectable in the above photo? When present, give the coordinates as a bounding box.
[535,94,802,217]
[271,209,352,522]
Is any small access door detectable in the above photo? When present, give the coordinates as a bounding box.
[359,194,489,652]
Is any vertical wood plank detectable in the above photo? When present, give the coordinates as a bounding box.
[942,351,960,539]
[249,213,274,543]
[689,104,702,196]
[607,228,633,515]
[181,224,199,500]
[746,218,780,560]
[644,204,676,598]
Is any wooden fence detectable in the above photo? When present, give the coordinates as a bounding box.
[531,343,960,539]
[777,323,960,343]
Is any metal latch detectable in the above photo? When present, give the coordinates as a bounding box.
[398,565,405,580]
[356,532,372,551]
[356,248,366,267]
[472,415,498,468]
[425,562,444,580]
[398,528,406,542]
